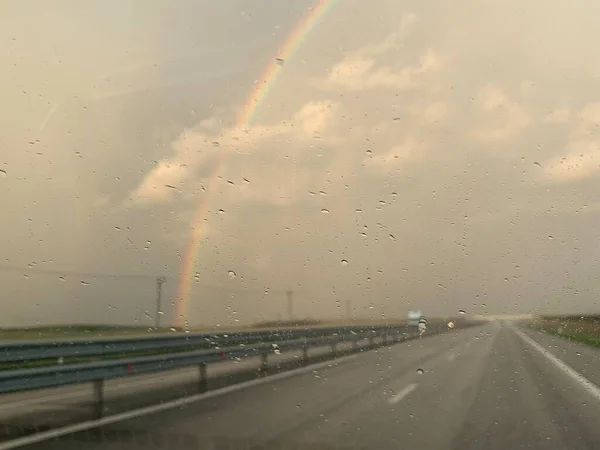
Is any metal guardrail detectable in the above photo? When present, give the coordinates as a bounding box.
[0,321,482,418]
[0,324,409,363]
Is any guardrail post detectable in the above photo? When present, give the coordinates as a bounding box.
[199,363,207,392]
[93,379,104,419]
[260,353,268,375]
[302,347,309,365]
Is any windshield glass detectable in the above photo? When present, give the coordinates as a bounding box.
[2,1,600,449]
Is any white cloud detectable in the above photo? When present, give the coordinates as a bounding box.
[127,100,342,206]
[470,85,531,141]
[314,13,443,93]
[323,49,443,92]
[364,136,425,173]
[543,103,600,182]
[544,144,600,182]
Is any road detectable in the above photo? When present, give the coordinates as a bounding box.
[11,321,600,449]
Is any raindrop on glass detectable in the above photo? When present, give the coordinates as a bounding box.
[416,368,424,375]
[228,270,237,279]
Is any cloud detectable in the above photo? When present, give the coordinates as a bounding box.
[364,136,425,173]
[543,103,600,182]
[313,13,443,93]
[545,107,570,123]
[470,85,531,141]
[127,100,342,206]
[322,49,443,92]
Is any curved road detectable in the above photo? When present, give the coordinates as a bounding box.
[15,321,600,449]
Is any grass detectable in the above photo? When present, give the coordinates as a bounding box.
[532,325,600,348]
[0,325,183,342]
[527,316,600,349]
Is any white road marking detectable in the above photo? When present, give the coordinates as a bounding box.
[0,353,359,450]
[0,357,288,411]
[514,328,600,402]
[389,383,417,404]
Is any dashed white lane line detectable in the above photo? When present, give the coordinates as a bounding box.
[514,328,600,402]
[388,383,418,404]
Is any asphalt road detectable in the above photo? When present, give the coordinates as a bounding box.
[14,321,600,449]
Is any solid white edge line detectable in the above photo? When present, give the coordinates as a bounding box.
[514,327,600,402]
[388,383,417,404]
[0,344,358,412]
[0,353,359,450]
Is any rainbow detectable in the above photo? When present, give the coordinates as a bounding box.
[174,0,338,327]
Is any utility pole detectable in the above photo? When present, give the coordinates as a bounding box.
[155,276,167,329]
[286,290,294,321]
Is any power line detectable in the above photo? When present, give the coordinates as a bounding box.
[0,264,290,295]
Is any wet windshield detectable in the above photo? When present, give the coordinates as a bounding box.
[1,1,600,449]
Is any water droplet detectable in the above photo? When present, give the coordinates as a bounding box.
[58,276,65,281]
[504,277,509,282]
[548,235,554,240]
[447,321,455,328]
[416,368,424,375]
[80,281,90,286]
[0,168,6,177]
[321,209,330,214]
[228,270,237,278]
[274,57,285,65]
[355,208,363,213]
[169,327,177,332]
[458,310,466,315]
[341,259,348,266]
[366,150,372,157]
[389,234,396,241]
[576,352,581,356]
[243,178,250,184]
[217,209,225,214]
[157,311,165,315]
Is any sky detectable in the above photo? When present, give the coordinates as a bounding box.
[2,0,600,328]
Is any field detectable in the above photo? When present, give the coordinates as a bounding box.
[0,315,466,343]
[530,315,600,348]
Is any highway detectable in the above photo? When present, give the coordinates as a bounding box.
[11,321,600,449]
